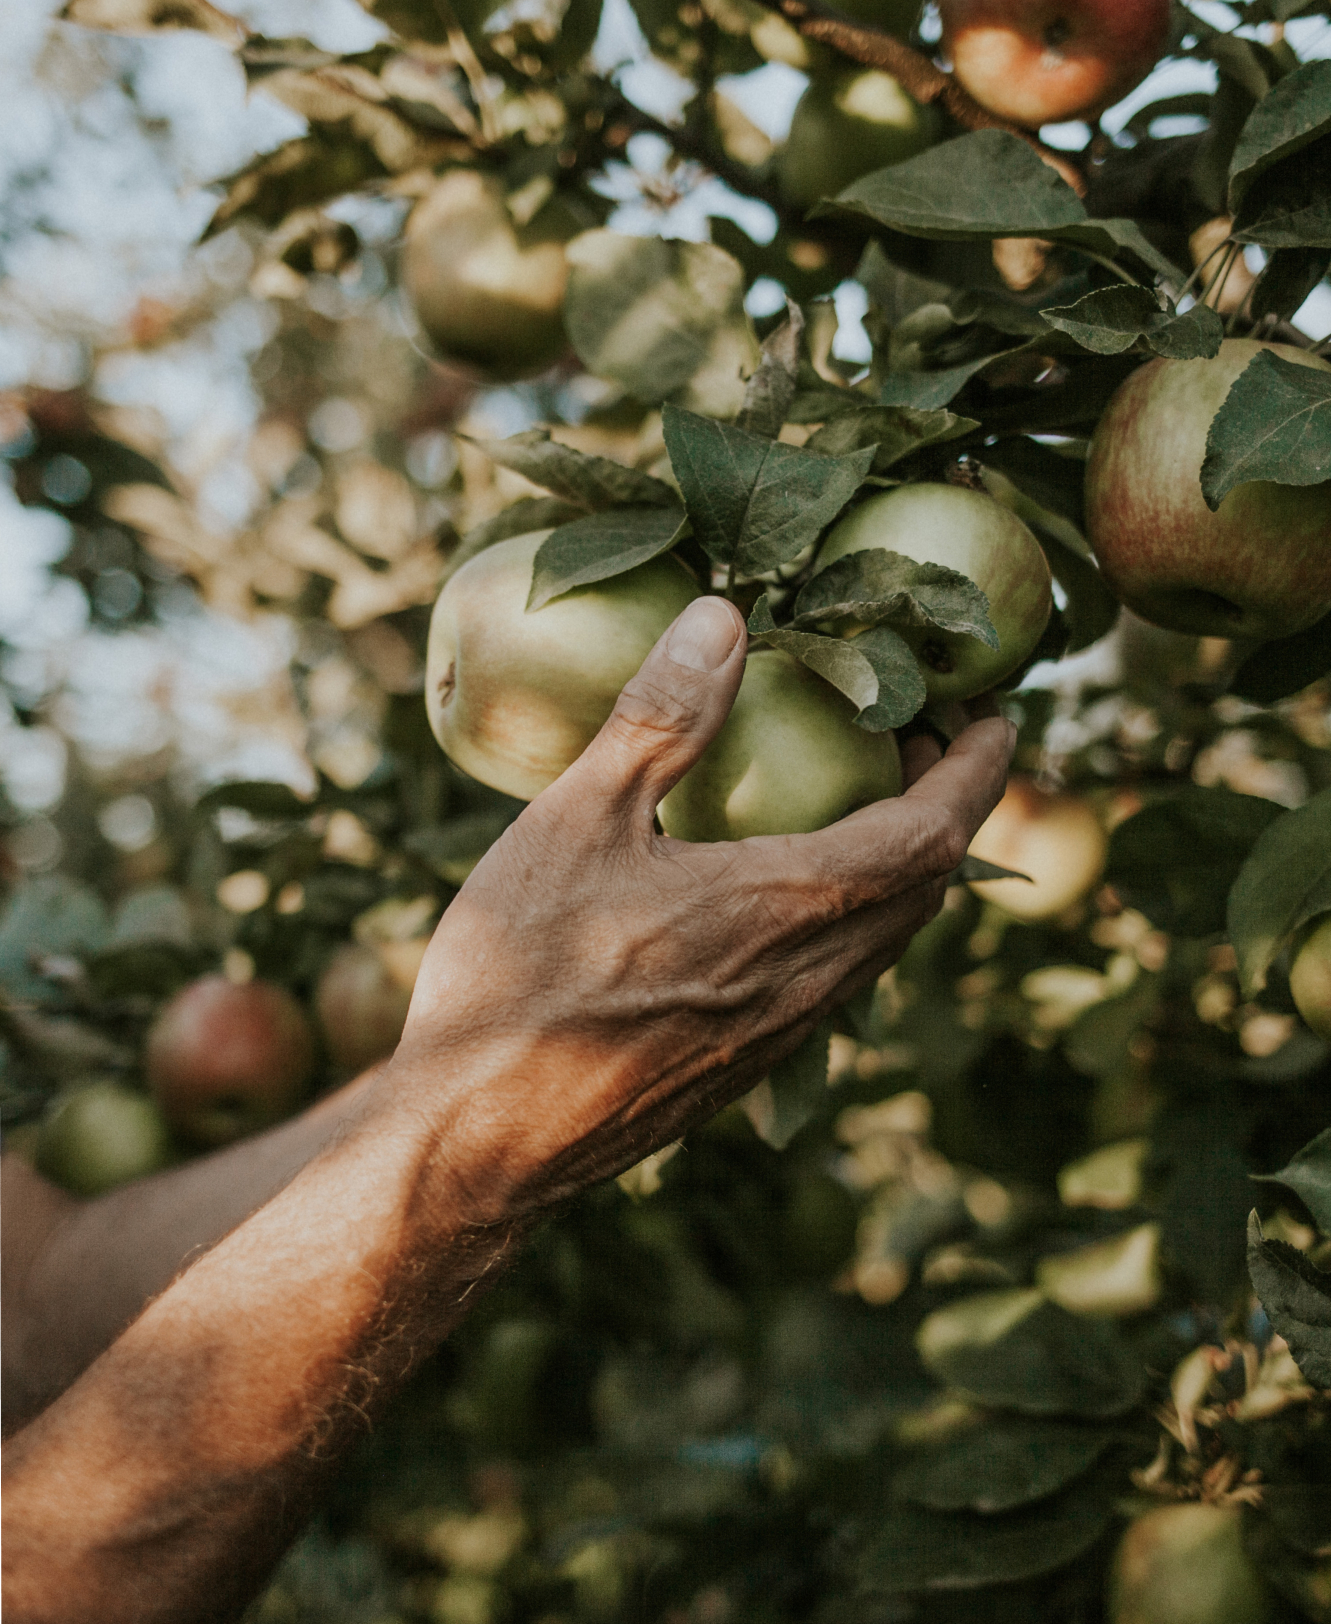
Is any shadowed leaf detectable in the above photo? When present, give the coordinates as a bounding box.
[527,507,687,610]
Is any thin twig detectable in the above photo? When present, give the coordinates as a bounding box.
[433,0,500,147]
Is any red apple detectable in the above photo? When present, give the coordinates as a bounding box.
[145,975,316,1148]
[939,0,1170,129]
[1086,340,1331,641]
[315,942,415,1076]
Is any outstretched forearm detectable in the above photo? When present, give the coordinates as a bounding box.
[2,1057,531,1624]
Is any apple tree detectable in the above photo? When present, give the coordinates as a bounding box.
[3,0,1331,1619]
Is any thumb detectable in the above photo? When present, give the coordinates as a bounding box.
[552,595,745,822]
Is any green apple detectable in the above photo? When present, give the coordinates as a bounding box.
[1290,912,1331,1042]
[426,530,700,802]
[814,484,1053,701]
[1109,1503,1271,1624]
[146,975,316,1149]
[778,69,940,207]
[402,170,578,382]
[35,1080,174,1195]
[1086,339,1331,640]
[658,649,902,841]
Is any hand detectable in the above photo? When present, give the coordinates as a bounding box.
[383,596,1016,1221]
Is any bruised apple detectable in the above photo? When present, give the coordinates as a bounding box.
[403,170,578,381]
[967,776,1107,922]
[815,484,1052,701]
[145,975,316,1148]
[779,70,940,206]
[427,530,700,801]
[1109,1504,1271,1624]
[1086,340,1331,641]
[939,0,1170,128]
[658,649,902,841]
[316,942,416,1075]
[1290,913,1331,1041]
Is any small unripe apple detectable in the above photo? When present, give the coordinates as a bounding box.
[35,1080,174,1195]
[939,0,1170,129]
[779,70,940,207]
[1086,340,1331,641]
[1109,1504,1271,1624]
[658,649,903,841]
[315,942,415,1075]
[427,531,700,802]
[1289,913,1331,1041]
[145,975,316,1148]
[402,170,576,382]
[815,484,1053,701]
[967,776,1107,922]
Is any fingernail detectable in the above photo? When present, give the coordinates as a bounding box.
[666,597,740,672]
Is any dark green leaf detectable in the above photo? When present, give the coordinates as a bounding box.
[806,405,978,471]
[1232,131,1331,247]
[195,781,314,819]
[917,1293,1146,1417]
[1106,785,1285,936]
[662,405,873,574]
[1249,246,1331,322]
[792,548,998,649]
[894,1419,1112,1513]
[461,429,677,511]
[1248,1213,1331,1385]
[734,305,802,440]
[1201,349,1331,509]
[0,877,109,1006]
[879,348,1026,410]
[1253,1127,1331,1236]
[956,855,1033,884]
[205,132,391,236]
[402,814,515,884]
[451,497,586,573]
[754,1018,833,1150]
[859,1476,1116,1593]
[526,507,687,611]
[1229,609,1331,702]
[1227,787,1331,994]
[84,943,209,999]
[1229,59,1331,210]
[1256,1485,1331,1559]
[747,597,925,729]
[1039,286,1222,360]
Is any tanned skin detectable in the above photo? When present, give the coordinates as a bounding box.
[2,598,1015,1624]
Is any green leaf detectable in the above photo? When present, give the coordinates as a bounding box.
[1229,609,1331,702]
[1106,785,1286,936]
[451,496,587,575]
[1232,131,1331,247]
[662,405,873,574]
[747,597,925,729]
[750,1018,833,1150]
[894,1418,1112,1514]
[805,405,978,471]
[916,1290,1146,1417]
[956,854,1032,884]
[526,507,688,611]
[734,304,802,440]
[1229,59,1331,211]
[878,348,1027,410]
[1249,246,1331,322]
[402,814,515,886]
[0,877,109,1006]
[1039,286,1223,360]
[1227,787,1331,994]
[195,781,314,819]
[1248,1212,1331,1385]
[84,943,209,999]
[792,548,999,650]
[1201,349,1331,510]
[859,1477,1116,1593]
[564,231,760,419]
[1252,1127,1331,1236]
[461,429,678,512]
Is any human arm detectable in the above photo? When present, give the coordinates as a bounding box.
[2,597,1015,1624]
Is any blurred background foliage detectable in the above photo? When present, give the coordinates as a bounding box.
[2,0,1331,1619]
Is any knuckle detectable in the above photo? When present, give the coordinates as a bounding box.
[609,675,700,745]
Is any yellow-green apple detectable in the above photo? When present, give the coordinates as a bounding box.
[939,0,1170,128]
[1109,1504,1271,1624]
[403,170,577,381]
[1086,340,1331,640]
[814,484,1053,701]
[36,1080,174,1195]
[426,530,700,801]
[315,942,415,1075]
[1290,912,1331,1041]
[145,975,316,1148]
[779,69,940,206]
[658,649,902,841]
[967,776,1107,922]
